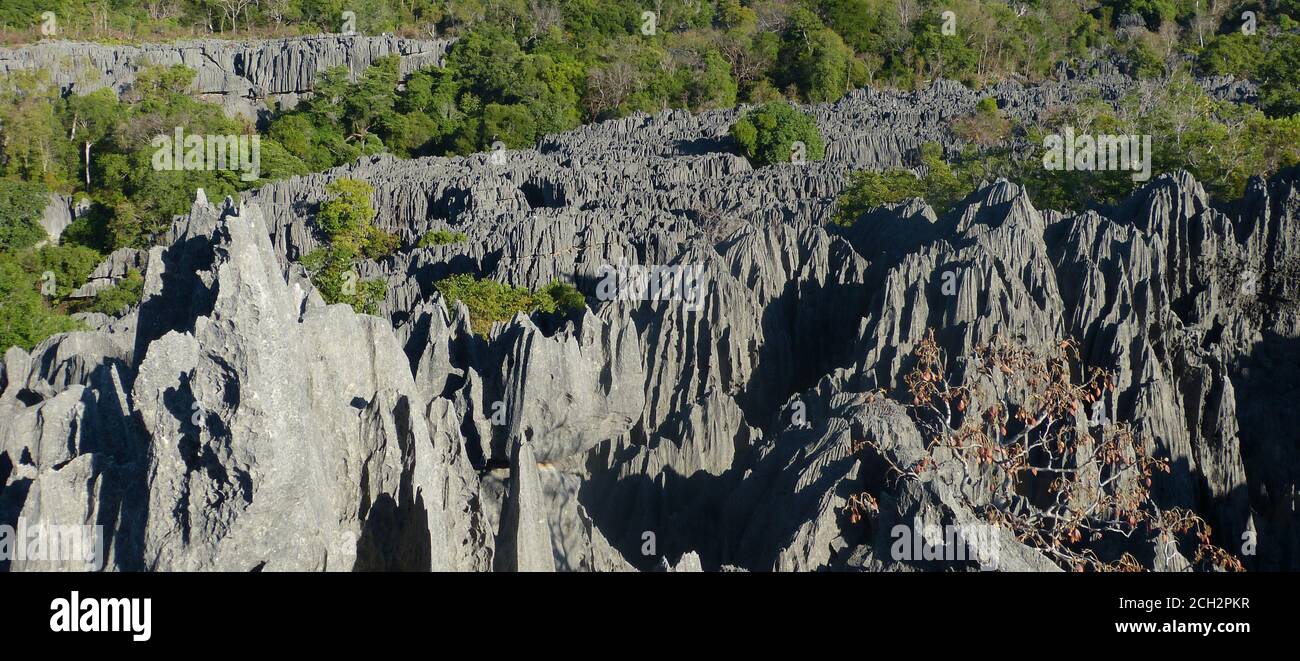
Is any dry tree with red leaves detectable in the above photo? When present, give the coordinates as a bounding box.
[860,330,1243,572]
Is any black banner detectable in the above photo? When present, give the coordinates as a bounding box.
[1,571,1290,648]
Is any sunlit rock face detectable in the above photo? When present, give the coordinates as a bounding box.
[0,34,452,121]
[3,59,1296,571]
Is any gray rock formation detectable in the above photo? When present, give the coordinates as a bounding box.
[69,248,146,299]
[493,437,556,572]
[1,34,452,121]
[38,193,86,245]
[2,61,1295,572]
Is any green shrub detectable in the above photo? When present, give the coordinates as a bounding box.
[1123,41,1165,79]
[300,178,393,314]
[299,247,388,315]
[833,143,970,224]
[535,281,587,314]
[1259,33,1300,118]
[832,170,926,225]
[434,274,586,335]
[22,243,102,299]
[362,226,400,260]
[1197,33,1265,79]
[318,179,375,245]
[775,9,861,103]
[730,102,826,167]
[917,143,966,213]
[0,255,84,351]
[81,268,144,316]
[418,230,469,247]
[434,274,534,335]
[0,179,50,252]
[316,180,395,260]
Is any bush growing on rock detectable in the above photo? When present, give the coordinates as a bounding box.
[301,246,389,315]
[832,170,925,225]
[833,142,967,224]
[433,274,586,335]
[315,178,399,259]
[302,178,391,315]
[318,179,374,242]
[729,102,825,167]
[534,281,587,315]
[417,229,468,247]
[80,268,144,316]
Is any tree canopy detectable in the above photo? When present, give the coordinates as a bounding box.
[730,101,825,167]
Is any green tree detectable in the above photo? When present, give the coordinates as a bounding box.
[911,9,980,82]
[255,138,311,181]
[918,142,965,213]
[819,0,906,55]
[1259,33,1300,118]
[0,256,84,351]
[777,9,861,102]
[23,243,102,299]
[1122,40,1165,79]
[730,101,826,167]
[832,169,925,225]
[318,179,374,240]
[302,178,393,314]
[1197,32,1264,79]
[0,179,50,251]
[0,70,68,185]
[433,274,585,335]
[64,88,122,189]
[345,55,401,144]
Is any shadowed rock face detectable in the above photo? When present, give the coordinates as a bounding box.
[2,65,1297,571]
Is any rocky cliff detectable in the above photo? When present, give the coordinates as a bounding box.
[0,34,452,121]
[2,68,1296,572]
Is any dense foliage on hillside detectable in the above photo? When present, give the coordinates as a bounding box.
[0,64,308,350]
[5,0,1300,108]
[2,0,1299,351]
[832,72,1300,224]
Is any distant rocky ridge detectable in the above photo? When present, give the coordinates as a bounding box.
[0,34,452,120]
[2,55,1296,571]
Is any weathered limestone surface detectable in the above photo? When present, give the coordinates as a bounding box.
[3,57,1295,571]
[0,34,452,120]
